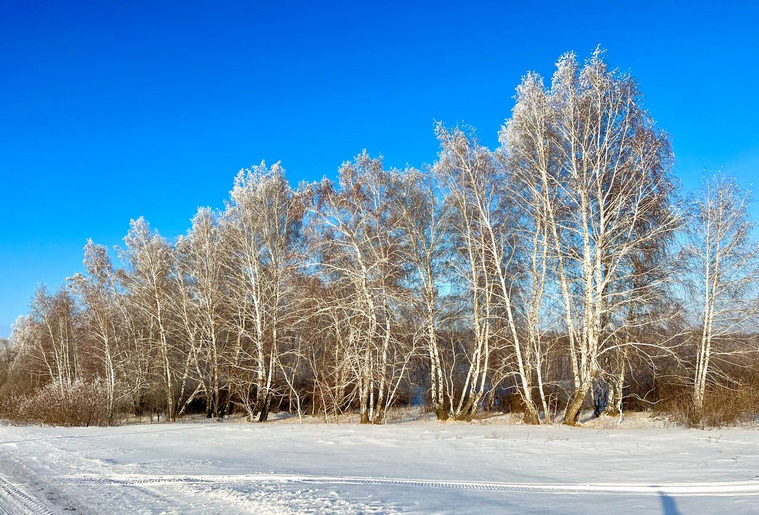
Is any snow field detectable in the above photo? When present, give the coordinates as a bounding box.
[1,414,758,513]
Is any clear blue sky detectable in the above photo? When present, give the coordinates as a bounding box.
[1,1,758,338]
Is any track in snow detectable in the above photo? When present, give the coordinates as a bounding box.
[0,476,55,515]
[55,473,759,497]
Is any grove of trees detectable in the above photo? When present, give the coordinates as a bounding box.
[2,49,758,427]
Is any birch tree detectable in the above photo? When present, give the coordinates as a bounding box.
[222,162,304,422]
[174,208,233,417]
[25,286,80,392]
[70,241,124,423]
[499,148,557,422]
[681,173,759,422]
[503,49,680,424]
[395,166,452,420]
[309,153,412,424]
[120,217,179,420]
[436,125,541,422]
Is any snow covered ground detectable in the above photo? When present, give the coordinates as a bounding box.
[1,412,758,514]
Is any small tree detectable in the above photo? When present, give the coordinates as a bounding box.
[680,172,759,422]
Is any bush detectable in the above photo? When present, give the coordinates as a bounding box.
[656,382,759,428]
[16,379,118,426]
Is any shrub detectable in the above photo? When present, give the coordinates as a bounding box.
[17,379,119,426]
[655,382,759,428]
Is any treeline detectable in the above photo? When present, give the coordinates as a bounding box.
[2,49,758,427]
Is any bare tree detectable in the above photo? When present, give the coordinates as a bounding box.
[308,153,413,424]
[222,162,304,422]
[680,172,759,421]
[24,286,80,393]
[120,217,179,420]
[174,208,232,417]
[435,125,541,422]
[69,241,125,423]
[395,166,452,419]
[503,49,680,424]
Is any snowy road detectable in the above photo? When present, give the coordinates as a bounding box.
[1,416,759,513]
[0,475,55,515]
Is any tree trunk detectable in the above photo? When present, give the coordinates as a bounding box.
[564,382,589,425]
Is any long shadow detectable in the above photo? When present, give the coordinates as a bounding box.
[659,492,682,515]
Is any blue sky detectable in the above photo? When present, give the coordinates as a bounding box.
[1,1,758,337]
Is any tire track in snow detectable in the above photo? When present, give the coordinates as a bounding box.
[55,474,759,497]
[0,475,55,515]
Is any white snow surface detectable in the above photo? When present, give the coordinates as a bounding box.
[1,411,758,514]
